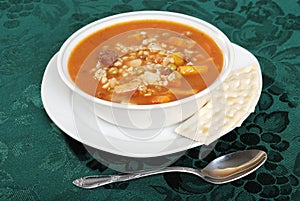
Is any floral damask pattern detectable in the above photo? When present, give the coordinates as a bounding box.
[0,0,69,29]
[0,0,299,200]
[275,14,300,30]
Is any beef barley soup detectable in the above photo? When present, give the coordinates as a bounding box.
[68,20,223,105]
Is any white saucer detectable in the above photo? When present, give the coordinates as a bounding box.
[41,44,262,158]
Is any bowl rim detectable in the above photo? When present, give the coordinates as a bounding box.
[57,10,234,110]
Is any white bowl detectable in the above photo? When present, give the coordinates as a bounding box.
[57,11,234,129]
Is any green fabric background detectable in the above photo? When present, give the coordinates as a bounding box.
[0,0,299,200]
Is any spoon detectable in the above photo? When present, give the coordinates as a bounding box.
[73,149,267,189]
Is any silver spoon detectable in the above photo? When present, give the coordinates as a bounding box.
[73,149,267,189]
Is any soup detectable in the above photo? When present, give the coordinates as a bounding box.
[68,20,223,105]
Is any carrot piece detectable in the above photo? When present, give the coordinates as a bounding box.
[178,65,208,75]
[172,53,185,66]
[151,96,171,104]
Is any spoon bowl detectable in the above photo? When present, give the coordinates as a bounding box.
[200,149,267,184]
[73,149,267,189]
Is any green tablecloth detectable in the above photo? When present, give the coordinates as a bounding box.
[1,0,299,200]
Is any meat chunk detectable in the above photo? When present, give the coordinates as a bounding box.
[114,81,141,94]
[98,50,119,67]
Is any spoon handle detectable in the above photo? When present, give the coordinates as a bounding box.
[73,166,200,189]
